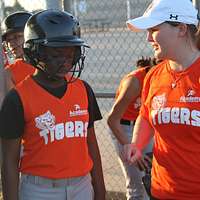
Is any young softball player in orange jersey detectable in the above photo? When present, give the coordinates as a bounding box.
[2,12,35,88]
[124,0,200,199]
[0,10,105,200]
[107,57,156,200]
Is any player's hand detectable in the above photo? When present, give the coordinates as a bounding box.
[136,154,152,171]
[123,143,142,165]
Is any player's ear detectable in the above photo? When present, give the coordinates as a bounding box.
[177,23,188,37]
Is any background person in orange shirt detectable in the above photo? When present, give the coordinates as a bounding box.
[107,57,156,200]
[124,0,200,199]
[0,10,105,200]
[2,11,35,86]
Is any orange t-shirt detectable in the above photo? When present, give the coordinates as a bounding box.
[16,77,93,179]
[5,59,35,85]
[115,67,148,121]
[140,59,200,199]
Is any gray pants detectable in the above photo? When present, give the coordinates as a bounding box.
[19,173,94,200]
[112,124,153,200]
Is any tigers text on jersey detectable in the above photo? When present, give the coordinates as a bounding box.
[115,67,147,121]
[140,59,200,200]
[151,106,200,127]
[36,111,89,145]
[16,77,93,179]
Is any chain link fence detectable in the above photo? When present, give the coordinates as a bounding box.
[2,0,198,199]
[71,0,152,198]
[76,2,150,196]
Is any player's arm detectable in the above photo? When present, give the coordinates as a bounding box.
[107,75,141,144]
[1,138,21,200]
[124,70,154,164]
[83,81,105,200]
[87,127,106,200]
[0,89,24,200]
[124,115,154,165]
[132,115,154,151]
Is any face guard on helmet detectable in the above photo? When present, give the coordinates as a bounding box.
[2,11,32,59]
[23,9,89,82]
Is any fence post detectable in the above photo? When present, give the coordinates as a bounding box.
[126,0,130,20]
[44,0,63,10]
[193,0,200,11]
[0,0,5,20]
[63,0,73,13]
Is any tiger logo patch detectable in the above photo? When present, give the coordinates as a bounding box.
[35,110,56,131]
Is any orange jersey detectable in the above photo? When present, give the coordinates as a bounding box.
[140,59,200,199]
[16,77,93,179]
[115,67,148,121]
[5,59,35,85]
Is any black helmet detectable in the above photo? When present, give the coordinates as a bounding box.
[2,11,32,41]
[24,9,88,48]
[23,9,88,81]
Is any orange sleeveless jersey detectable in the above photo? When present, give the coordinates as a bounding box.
[115,67,147,121]
[16,77,93,179]
[140,59,200,199]
[5,59,35,85]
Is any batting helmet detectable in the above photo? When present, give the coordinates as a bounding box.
[23,9,88,81]
[2,11,32,41]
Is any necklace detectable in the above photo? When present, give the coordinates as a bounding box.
[171,82,176,89]
[168,52,200,89]
[168,64,188,89]
[170,74,186,89]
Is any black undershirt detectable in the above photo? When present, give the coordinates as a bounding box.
[0,79,102,139]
